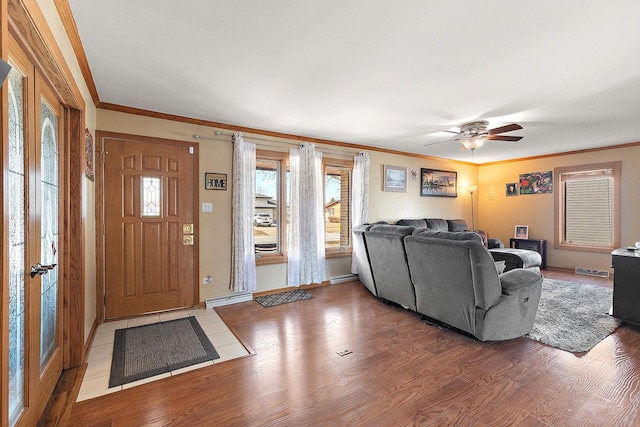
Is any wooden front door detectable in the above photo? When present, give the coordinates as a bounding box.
[103,135,197,319]
[6,38,65,427]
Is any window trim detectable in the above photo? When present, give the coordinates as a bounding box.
[323,157,354,258]
[554,161,621,253]
[255,149,289,265]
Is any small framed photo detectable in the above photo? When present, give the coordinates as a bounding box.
[205,172,227,190]
[383,165,407,192]
[515,225,529,239]
[506,183,518,196]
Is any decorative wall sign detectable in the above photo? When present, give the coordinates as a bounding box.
[506,183,518,196]
[205,172,227,190]
[84,127,94,182]
[420,168,457,197]
[519,171,552,194]
[383,165,407,192]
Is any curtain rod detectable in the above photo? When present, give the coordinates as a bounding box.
[192,132,362,156]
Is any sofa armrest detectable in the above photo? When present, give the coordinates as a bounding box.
[490,248,542,272]
[499,269,543,295]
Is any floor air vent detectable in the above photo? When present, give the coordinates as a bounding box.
[575,267,610,278]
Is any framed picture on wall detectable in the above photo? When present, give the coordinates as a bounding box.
[506,183,518,196]
[420,168,457,197]
[383,165,407,192]
[519,171,553,194]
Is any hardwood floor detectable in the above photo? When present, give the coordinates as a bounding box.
[65,270,640,426]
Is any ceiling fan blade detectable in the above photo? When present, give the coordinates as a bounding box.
[488,135,523,142]
[423,138,459,147]
[489,123,523,135]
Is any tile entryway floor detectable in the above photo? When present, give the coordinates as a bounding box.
[77,307,249,402]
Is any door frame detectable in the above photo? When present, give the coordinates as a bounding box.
[95,131,200,323]
[2,0,86,424]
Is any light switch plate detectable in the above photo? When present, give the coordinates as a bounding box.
[202,202,213,213]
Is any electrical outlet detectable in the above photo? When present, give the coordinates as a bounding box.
[202,275,213,285]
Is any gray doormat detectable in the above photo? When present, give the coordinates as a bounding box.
[255,289,314,307]
[109,316,219,388]
[526,279,621,353]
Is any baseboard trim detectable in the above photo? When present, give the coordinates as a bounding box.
[82,317,100,364]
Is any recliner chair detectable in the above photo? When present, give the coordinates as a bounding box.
[404,229,543,341]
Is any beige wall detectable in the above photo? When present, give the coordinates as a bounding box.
[479,145,640,272]
[368,151,478,223]
[97,109,365,299]
[96,110,236,301]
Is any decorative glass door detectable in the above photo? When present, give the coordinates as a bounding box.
[39,97,60,373]
[6,40,64,427]
[7,58,27,427]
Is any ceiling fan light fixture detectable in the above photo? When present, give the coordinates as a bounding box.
[462,135,486,150]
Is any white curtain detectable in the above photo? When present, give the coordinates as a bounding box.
[351,151,370,274]
[230,132,257,292]
[288,143,326,286]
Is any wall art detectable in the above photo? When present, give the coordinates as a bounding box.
[420,168,457,197]
[519,171,552,194]
[383,165,407,192]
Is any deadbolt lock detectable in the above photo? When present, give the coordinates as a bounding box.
[183,224,194,234]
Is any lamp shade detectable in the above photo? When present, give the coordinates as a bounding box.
[0,58,11,85]
[467,185,478,194]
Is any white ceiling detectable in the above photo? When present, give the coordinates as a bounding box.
[67,0,640,163]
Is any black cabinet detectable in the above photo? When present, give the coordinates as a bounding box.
[612,248,640,325]
[509,238,547,269]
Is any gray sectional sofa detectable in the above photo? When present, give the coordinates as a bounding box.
[352,220,544,341]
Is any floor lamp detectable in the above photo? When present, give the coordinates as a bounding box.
[467,185,478,230]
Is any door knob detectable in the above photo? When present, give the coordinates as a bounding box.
[30,263,57,278]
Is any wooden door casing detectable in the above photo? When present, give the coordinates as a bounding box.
[104,136,197,319]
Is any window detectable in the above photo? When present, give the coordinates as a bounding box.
[555,162,621,252]
[324,159,353,253]
[254,150,288,262]
[254,150,353,263]
[141,176,161,217]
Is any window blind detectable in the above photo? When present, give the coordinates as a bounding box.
[563,174,613,245]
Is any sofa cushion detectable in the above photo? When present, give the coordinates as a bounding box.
[447,219,468,232]
[412,228,484,244]
[396,219,427,228]
[425,218,448,231]
[369,223,415,236]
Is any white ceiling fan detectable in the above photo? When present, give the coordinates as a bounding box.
[425,120,524,151]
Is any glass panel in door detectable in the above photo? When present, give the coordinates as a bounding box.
[39,98,59,372]
[7,61,27,427]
